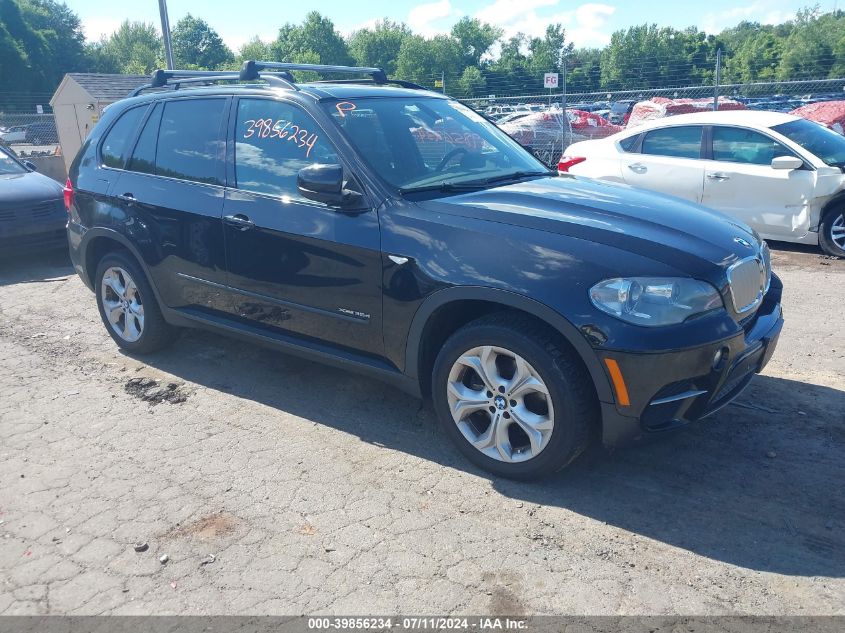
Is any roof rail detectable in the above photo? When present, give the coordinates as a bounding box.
[240,61,388,84]
[127,62,423,98]
[312,78,427,90]
[129,68,297,97]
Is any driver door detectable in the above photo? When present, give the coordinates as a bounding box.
[221,97,384,356]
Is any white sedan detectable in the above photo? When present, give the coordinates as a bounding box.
[561,111,845,256]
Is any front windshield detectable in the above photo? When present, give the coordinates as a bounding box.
[0,148,26,175]
[770,118,845,168]
[323,97,549,191]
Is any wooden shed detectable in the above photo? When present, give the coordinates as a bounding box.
[50,73,149,171]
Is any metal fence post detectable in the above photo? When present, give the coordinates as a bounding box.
[561,60,567,111]
[713,48,722,111]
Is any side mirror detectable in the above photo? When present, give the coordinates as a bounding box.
[297,164,364,209]
[771,156,803,170]
[23,160,36,172]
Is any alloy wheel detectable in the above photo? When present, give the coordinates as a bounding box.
[101,266,145,343]
[446,345,555,463]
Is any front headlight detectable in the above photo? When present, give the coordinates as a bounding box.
[589,277,724,327]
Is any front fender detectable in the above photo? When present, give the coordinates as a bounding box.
[404,285,613,404]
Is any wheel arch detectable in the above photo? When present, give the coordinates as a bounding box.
[406,286,612,403]
[80,228,164,305]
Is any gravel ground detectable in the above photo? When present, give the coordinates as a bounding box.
[0,243,843,615]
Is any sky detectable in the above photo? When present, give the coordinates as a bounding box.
[71,0,839,52]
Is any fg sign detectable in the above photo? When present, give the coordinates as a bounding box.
[543,73,559,89]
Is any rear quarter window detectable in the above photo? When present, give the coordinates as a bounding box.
[100,106,147,169]
[618,134,640,152]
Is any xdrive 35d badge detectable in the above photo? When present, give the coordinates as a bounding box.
[65,61,784,479]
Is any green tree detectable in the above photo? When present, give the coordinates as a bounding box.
[171,13,233,69]
[87,20,163,75]
[0,0,51,95]
[450,17,501,68]
[237,36,272,63]
[18,0,87,86]
[271,12,353,66]
[348,19,409,76]
[395,34,462,84]
[528,24,574,75]
[457,65,486,96]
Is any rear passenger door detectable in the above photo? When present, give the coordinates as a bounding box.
[111,97,230,314]
[221,97,384,356]
[622,125,705,203]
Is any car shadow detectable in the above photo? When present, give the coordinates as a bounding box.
[131,327,845,579]
[0,246,73,286]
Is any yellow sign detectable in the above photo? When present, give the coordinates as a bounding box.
[434,79,443,88]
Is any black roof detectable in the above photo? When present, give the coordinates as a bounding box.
[67,73,151,101]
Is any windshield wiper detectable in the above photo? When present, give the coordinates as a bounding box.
[398,181,490,195]
[481,170,556,185]
[398,170,555,195]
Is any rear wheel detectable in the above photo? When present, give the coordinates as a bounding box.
[432,313,598,480]
[95,252,176,354]
[819,208,845,257]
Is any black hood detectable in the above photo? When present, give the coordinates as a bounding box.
[0,171,64,209]
[420,175,761,276]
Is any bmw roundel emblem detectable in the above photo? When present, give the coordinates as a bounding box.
[734,237,752,248]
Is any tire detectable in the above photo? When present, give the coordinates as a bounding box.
[819,207,845,257]
[94,251,177,354]
[431,312,598,480]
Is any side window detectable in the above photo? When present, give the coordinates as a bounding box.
[235,98,339,198]
[618,134,640,152]
[100,106,146,168]
[712,127,794,165]
[641,126,703,159]
[127,103,161,175]
[156,99,226,185]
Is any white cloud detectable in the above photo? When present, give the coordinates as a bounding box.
[474,1,616,48]
[81,16,123,41]
[407,0,461,37]
[701,1,794,34]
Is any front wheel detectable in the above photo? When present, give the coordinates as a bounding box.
[432,313,598,480]
[819,208,845,257]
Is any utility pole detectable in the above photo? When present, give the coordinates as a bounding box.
[158,0,174,70]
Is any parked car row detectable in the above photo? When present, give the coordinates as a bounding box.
[0,122,59,145]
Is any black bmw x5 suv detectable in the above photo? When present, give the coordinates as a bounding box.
[66,62,784,479]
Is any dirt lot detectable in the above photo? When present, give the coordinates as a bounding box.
[0,243,843,615]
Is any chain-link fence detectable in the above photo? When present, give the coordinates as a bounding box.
[0,92,59,157]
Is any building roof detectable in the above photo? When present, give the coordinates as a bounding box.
[64,73,151,101]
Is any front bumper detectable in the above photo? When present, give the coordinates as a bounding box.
[0,196,67,254]
[598,274,784,445]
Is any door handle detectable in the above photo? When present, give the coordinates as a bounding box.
[224,214,255,231]
[627,163,647,174]
[117,193,136,204]
[707,172,730,181]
